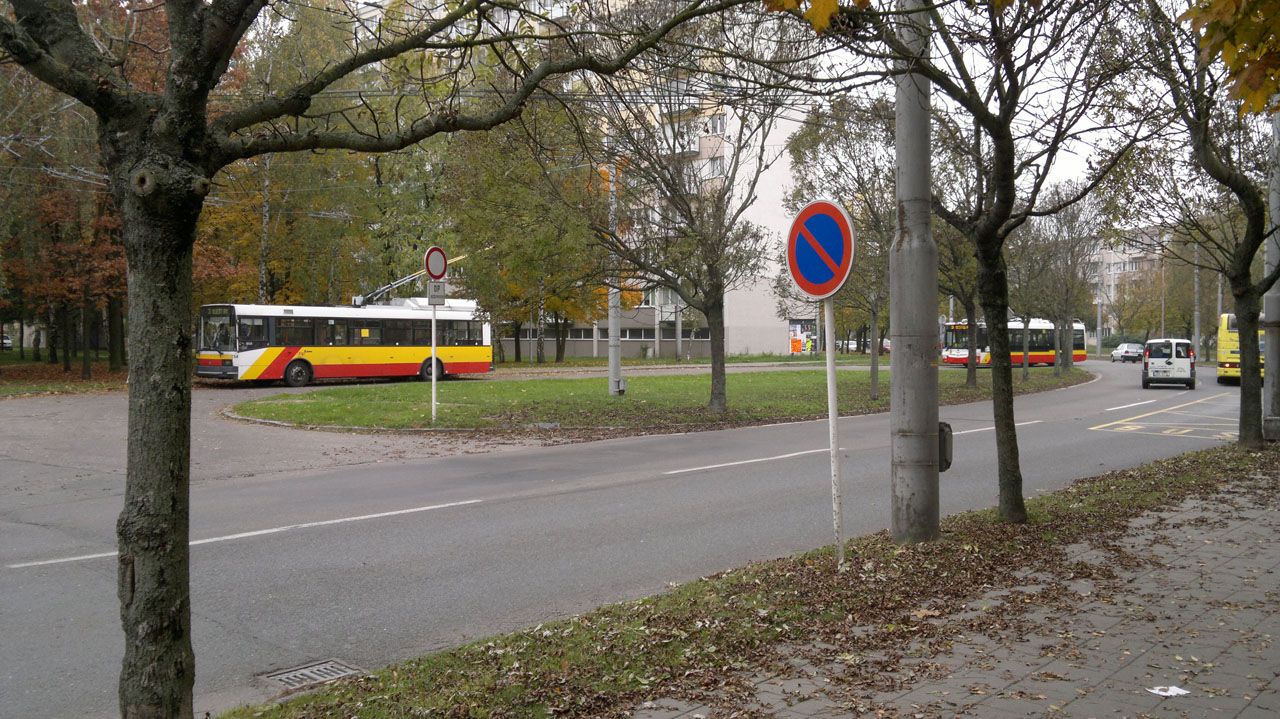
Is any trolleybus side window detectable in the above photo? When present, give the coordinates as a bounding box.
[238,316,268,350]
[412,321,433,346]
[319,319,347,346]
[351,320,381,345]
[445,320,482,346]
[200,307,235,351]
[277,317,315,346]
[384,319,412,346]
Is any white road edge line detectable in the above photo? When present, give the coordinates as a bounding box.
[664,447,833,475]
[1105,399,1158,412]
[954,420,1043,436]
[7,499,482,570]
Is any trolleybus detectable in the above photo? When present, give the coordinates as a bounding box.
[942,318,1086,366]
[195,299,492,386]
[1215,312,1264,383]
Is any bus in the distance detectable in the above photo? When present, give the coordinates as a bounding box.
[1215,312,1264,384]
[942,318,1086,367]
[195,299,492,386]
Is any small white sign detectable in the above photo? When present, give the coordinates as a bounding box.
[427,281,447,306]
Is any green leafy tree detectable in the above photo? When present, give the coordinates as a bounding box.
[438,105,609,363]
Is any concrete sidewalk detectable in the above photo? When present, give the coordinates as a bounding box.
[632,475,1279,718]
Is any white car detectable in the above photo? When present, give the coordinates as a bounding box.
[1111,343,1142,362]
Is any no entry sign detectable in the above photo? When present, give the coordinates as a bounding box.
[787,200,855,300]
[424,246,448,281]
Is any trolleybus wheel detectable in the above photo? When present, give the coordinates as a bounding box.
[419,358,444,381]
[284,360,312,388]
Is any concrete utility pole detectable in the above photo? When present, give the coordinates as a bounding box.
[1193,244,1201,362]
[675,302,683,359]
[1263,110,1280,438]
[889,0,940,543]
[608,163,624,395]
[1096,295,1103,359]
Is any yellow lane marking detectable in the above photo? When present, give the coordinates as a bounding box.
[1090,393,1229,431]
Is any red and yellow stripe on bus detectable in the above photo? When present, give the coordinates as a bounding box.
[197,345,492,381]
[942,349,1087,366]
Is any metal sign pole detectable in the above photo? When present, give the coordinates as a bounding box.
[431,303,438,424]
[824,296,844,571]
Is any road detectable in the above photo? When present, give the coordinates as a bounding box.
[0,361,1241,718]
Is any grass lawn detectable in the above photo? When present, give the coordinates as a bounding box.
[221,442,1275,719]
[0,352,127,397]
[232,366,1092,430]
[493,351,877,371]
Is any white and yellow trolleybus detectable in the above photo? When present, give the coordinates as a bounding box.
[195,299,492,386]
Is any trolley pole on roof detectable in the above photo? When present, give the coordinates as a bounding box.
[889,0,940,543]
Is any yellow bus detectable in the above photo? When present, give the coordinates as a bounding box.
[1215,312,1264,384]
[195,300,492,387]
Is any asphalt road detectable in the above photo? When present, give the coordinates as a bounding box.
[0,360,1241,718]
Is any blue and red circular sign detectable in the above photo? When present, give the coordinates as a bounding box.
[786,199,855,300]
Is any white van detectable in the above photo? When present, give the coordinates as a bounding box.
[1142,338,1195,390]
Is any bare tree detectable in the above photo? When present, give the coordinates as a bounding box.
[1031,183,1103,374]
[1113,0,1277,447]
[583,6,795,413]
[824,0,1145,523]
[0,1,746,715]
[784,95,893,398]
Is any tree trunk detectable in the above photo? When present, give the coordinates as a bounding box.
[1062,315,1075,371]
[108,142,203,719]
[48,309,58,365]
[1021,313,1030,381]
[109,296,125,372]
[18,319,24,360]
[869,300,880,401]
[32,326,41,362]
[1053,320,1064,377]
[511,321,522,363]
[535,297,545,364]
[977,254,1028,523]
[554,315,568,362]
[81,284,92,380]
[61,305,73,371]
[706,296,728,413]
[1236,291,1265,449]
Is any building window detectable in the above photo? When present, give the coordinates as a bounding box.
[568,328,594,340]
[705,113,725,135]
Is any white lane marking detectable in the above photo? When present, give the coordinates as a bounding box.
[7,499,482,569]
[664,447,836,475]
[1105,399,1158,412]
[954,420,1043,436]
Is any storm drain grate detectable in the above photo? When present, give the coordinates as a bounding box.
[263,659,363,689]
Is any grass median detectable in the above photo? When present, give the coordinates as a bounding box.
[231,366,1092,431]
[221,439,1274,719]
